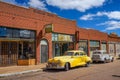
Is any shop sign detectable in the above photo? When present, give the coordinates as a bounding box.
[45,24,53,33]
[0,27,7,37]
[58,34,73,42]
[58,34,65,41]
[52,33,74,42]
[20,30,31,38]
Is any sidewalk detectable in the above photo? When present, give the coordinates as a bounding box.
[0,64,46,77]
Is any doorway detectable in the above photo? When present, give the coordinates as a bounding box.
[40,39,48,63]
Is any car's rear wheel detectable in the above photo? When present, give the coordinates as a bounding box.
[65,63,70,71]
[103,58,107,63]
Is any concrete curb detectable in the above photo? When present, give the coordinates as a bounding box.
[0,69,43,77]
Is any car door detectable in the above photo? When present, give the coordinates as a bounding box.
[79,52,86,65]
[72,52,82,66]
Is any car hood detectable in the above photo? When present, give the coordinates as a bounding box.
[55,56,72,59]
[48,56,73,62]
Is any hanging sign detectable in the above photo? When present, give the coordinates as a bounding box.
[45,24,53,33]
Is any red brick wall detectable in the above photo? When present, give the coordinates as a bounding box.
[78,28,89,40]
[77,28,108,56]
[78,28,108,41]
[108,37,120,42]
[87,29,108,41]
[0,1,77,64]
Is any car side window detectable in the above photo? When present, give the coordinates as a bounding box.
[103,52,107,54]
[80,52,85,56]
[74,52,79,56]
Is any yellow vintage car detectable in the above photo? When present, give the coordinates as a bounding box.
[46,50,92,71]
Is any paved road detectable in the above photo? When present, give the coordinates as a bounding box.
[1,60,120,80]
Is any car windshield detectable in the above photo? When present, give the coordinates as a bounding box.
[64,52,74,56]
[93,52,101,54]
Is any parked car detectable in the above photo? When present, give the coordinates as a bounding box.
[92,50,114,63]
[46,50,92,71]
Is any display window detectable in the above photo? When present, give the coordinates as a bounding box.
[52,42,74,57]
[19,41,35,59]
[79,40,88,55]
[0,26,36,66]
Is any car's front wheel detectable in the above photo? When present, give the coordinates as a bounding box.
[85,62,90,67]
[111,58,114,62]
[64,63,70,71]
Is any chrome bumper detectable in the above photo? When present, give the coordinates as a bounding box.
[92,58,103,62]
[46,64,64,69]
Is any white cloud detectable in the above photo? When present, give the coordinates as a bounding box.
[46,0,105,12]
[80,14,94,20]
[80,11,120,20]
[2,0,47,11]
[80,12,106,20]
[98,21,120,31]
[28,0,47,10]
[107,11,120,20]
[2,0,107,12]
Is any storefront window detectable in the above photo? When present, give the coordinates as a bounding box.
[0,26,36,61]
[30,31,35,39]
[116,43,120,54]
[20,30,30,38]
[55,43,61,56]
[90,41,100,47]
[101,43,107,51]
[52,33,75,57]
[6,28,13,38]
[53,42,74,57]
[68,43,74,50]
[52,33,58,41]
[0,27,7,37]
[109,43,115,55]
[0,26,35,39]
[79,40,88,54]
[12,29,20,38]
[19,41,35,59]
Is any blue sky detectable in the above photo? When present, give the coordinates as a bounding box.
[2,0,120,36]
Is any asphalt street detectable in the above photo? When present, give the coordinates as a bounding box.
[0,59,120,80]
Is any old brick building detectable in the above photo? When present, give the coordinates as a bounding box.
[108,33,120,57]
[76,28,108,57]
[0,1,120,66]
